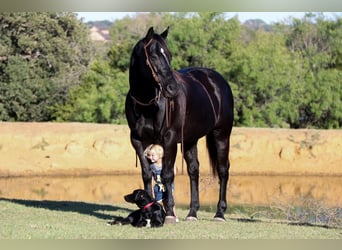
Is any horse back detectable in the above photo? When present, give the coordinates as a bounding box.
[177,67,233,127]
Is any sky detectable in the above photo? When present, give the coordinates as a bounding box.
[76,12,340,24]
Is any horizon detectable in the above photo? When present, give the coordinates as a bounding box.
[76,12,341,24]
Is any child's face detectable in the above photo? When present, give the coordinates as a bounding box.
[147,150,161,163]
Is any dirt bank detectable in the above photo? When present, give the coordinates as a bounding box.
[0,122,341,177]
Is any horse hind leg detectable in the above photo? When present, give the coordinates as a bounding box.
[183,142,200,220]
[206,130,231,221]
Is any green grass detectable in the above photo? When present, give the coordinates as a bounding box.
[0,198,341,239]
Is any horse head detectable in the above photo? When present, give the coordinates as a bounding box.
[131,27,179,99]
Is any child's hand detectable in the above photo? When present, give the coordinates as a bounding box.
[158,184,165,192]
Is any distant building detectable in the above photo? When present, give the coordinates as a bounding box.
[89,27,111,42]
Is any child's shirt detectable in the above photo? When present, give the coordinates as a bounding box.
[150,163,163,184]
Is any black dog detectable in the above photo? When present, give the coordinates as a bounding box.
[109,189,165,227]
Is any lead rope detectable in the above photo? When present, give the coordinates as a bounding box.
[165,98,185,174]
[180,95,185,175]
[165,98,174,128]
[135,153,138,168]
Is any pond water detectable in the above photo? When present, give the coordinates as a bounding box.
[0,174,340,209]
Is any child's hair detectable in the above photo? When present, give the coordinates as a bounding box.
[144,144,164,158]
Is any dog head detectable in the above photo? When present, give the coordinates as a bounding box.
[124,189,154,209]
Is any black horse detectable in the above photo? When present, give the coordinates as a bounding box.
[125,27,234,222]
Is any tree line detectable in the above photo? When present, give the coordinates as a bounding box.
[1,12,341,128]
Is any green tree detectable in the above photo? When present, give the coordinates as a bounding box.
[229,29,300,127]
[54,60,128,123]
[0,12,93,121]
[166,12,240,75]
[285,14,342,128]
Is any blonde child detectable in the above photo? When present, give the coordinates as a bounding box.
[144,144,178,221]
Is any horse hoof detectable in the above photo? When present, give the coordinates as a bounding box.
[185,216,198,221]
[213,217,226,222]
[165,216,177,224]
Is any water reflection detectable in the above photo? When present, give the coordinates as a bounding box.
[0,174,341,208]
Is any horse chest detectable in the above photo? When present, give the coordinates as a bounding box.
[133,115,165,141]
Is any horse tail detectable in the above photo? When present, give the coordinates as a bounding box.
[206,132,218,177]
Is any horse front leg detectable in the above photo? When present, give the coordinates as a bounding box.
[161,130,177,223]
[131,137,153,197]
[184,142,200,220]
[161,134,178,223]
[141,161,153,197]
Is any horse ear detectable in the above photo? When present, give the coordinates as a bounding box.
[161,26,169,39]
[145,27,154,41]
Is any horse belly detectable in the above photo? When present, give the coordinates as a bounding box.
[184,99,216,137]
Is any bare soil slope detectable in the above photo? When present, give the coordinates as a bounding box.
[0,122,341,177]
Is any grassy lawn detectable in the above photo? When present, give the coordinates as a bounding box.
[0,198,341,239]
